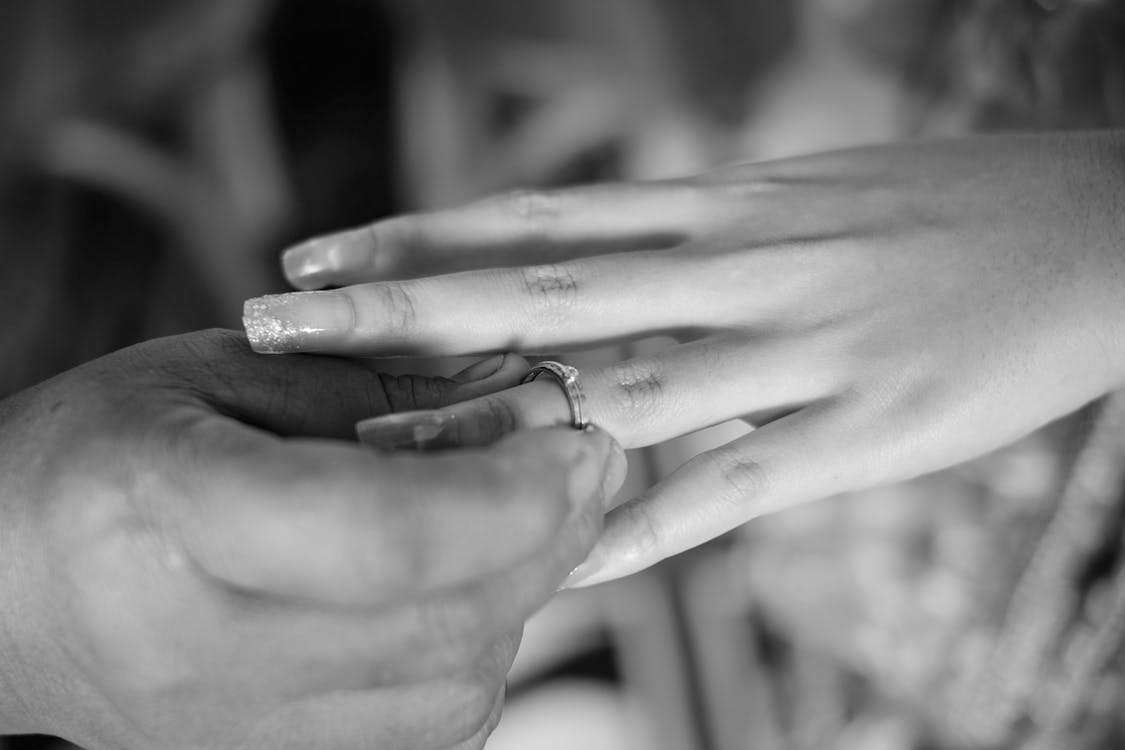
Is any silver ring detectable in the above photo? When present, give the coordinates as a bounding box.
[520,361,588,430]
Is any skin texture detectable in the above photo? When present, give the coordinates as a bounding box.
[0,329,625,749]
[244,131,1125,588]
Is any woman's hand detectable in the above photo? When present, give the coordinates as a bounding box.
[245,131,1125,587]
[0,330,623,749]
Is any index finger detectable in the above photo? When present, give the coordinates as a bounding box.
[165,411,626,606]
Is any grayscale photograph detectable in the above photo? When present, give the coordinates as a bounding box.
[1,1,1124,749]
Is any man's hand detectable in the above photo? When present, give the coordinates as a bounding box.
[0,329,624,749]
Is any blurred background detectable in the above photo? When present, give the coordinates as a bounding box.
[3,1,1125,749]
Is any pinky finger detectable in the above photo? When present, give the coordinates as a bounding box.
[564,404,866,588]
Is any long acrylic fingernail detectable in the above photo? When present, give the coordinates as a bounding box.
[356,410,459,451]
[243,292,354,354]
[451,354,507,383]
[562,546,608,589]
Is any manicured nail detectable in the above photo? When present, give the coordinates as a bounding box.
[243,292,354,354]
[356,410,459,451]
[282,237,359,291]
[283,231,399,290]
[561,547,608,589]
[451,354,507,383]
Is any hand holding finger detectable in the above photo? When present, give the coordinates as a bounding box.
[132,329,529,438]
[0,330,619,748]
[356,335,832,451]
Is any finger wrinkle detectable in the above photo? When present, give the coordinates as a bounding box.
[375,372,449,414]
[609,495,664,564]
[606,361,666,422]
[702,445,771,508]
[365,283,417,337]
[501,189,559,235]
[520,264,580,327]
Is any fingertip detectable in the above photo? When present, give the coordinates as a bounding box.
[496,425,622,514]
[559,538,632,590]
[444,354,531,403]
[560,538,614,589]
[561,494,658,589]
[282,239,333,291]
[491,353,531,384]
[283,226,405,290]
[594,428,629,503]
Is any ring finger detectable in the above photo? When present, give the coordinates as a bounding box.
[356,334,841,451]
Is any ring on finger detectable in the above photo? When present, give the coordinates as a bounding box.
[520,361,589,430]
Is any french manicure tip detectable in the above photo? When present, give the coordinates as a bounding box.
[242,291,353,353]
[243,296,291,354]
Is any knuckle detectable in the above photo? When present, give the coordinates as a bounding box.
[518,264,580,323]
[605,360,666,422]
[473,394,521,438]
[369,214,409,248]
[664,179,721,215]
[497,189,559,235]
[614,497,663,560]
[701,445,771,507]
[376,372,451,412]
[367,282,417,336]
[712,173,786,201]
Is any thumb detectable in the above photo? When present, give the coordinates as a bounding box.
[135,329,528,439]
